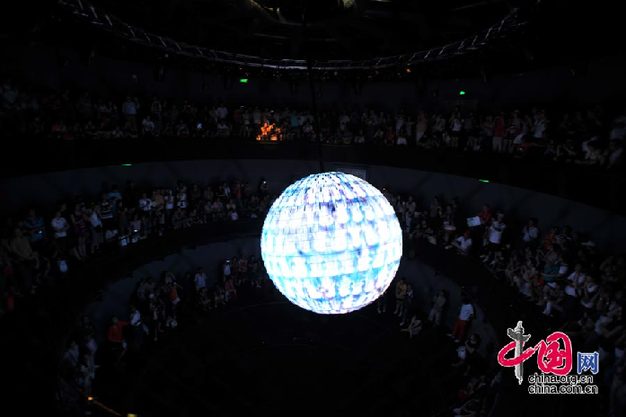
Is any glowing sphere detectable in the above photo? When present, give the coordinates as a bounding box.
[260,172,403,314]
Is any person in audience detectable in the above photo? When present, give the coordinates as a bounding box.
[401,315,423,339]
[194,267,208,293]
[450,230,473,255]
[522,218,540,247]
[21,209,46,247]
[428,290,448,326]
[51,210,70,253]
[106,316,128,363]
[400,283,414,326]
[2,145,625,417]
[394,277,408,317]
[451,295,475,343]
[376,287,388,314]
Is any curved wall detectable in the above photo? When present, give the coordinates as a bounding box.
[2,158,626,250]
[84,237,497,356]
[85,237,261,341]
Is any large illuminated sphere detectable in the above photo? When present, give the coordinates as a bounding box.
[260,172,402,314]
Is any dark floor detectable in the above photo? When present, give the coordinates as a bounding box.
[93,284,459,417]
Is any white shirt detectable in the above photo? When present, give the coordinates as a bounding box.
[489,221,506,244]
[522,226,539,242]
[455,236,473,254]
[533,119,546,139]
[164,195,174,210]
[567,271,586,286]
[130,310,142,326]
[89,212,102,228]
[451,118,462,132]
[586,282,599,294]
[565,285,578,298]
[139,198,153,212]
[216,106,228,120]
[142,118,155,132]
[194,272,207,290]
[122,100,137,116]
[51,217,68,238]
[176,193,187,209]
[459,303,474,321]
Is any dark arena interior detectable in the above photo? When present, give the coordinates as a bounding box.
[0,1,625,416]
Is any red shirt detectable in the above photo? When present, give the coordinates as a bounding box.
[107,320,128,343]
[494,117,506,137]
[478,208,492,224]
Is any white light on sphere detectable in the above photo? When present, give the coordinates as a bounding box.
[260,172,402,314]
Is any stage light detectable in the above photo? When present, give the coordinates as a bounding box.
[479,179,490,183]
[121,163,133,167]
[239,78,249,84]
[459,90,466,96]
[260,172,402,314]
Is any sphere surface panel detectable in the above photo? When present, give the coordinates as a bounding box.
[260,172,402,314]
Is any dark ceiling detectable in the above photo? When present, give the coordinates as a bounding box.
[89,0,523,60]
[0,0,621,79]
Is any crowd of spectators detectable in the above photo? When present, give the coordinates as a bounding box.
[382,188,625,416]
[0,177,274,317]
[2,170,626,416]
[1,79,624,169]
[58,252,269,411]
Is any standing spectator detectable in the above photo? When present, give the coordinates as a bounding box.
[522,218,540,247]
[401,315,423,339]
[223,259,232,280]
[451,230,473,255]
[21,209,46,247]
[51,210,70,253]
[451,295,475,343]
[128,305,145,350]
[400,283,414,326]
[415,111,428,145]
[428,290,448,326]
[194,267,207,292]
[106,316,128,363]
[493,112,506,153]
[141,115,156,137]
[477,204,492,226]
[224,274,237,302]
[532,110,547,142]
[486,213,506,248]
[376,288,388,314]
[70,204,89,259]
[88,205,103,253]
[393,277,408,317]
[122,96,138,132]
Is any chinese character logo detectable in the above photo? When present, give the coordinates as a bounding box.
[499,321,532,384]
[577,352,599,375]
[497,321,599,385]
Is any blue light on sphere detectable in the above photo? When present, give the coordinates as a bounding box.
[260,172,403,314]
